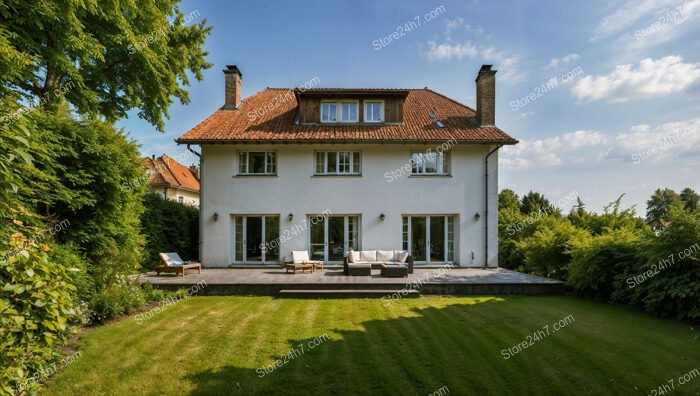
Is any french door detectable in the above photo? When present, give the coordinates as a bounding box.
[310,215,359,262]
[231,215,279,264]
[402,215,455,263]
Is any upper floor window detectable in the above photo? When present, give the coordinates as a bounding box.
[315,151,361,175]
[321,101,358,123]
[340,102,358,122]
[321,102,337,122]
[238,151,276,175]
[364,101,384,123]
[411,151,449,175]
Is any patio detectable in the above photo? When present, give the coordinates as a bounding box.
[138,267,564,297]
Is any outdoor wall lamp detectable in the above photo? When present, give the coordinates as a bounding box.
[474,212,481,221]
[288,213,294,222]
[213,212,219,222]
[380,213,386,221]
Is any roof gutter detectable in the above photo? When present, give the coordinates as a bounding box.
[186,144,204,263]
[484,144,503,269]
[176,138,518,145]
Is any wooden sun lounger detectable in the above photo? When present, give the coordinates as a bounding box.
[156,252,202,277]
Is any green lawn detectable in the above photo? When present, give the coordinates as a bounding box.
[43,296,699,395]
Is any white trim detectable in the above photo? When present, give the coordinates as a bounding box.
[320,101,337,123]
[339,100,359,123]
[313,151,362,175]
[237,151,277,175]
[364,100,384,123]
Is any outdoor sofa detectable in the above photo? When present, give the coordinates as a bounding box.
[156,252,202,277]
[343,250,413,277]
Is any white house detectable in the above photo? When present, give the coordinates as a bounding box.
[177,65,517,268]
[143,154,201,207]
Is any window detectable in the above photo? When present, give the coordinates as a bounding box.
[321,102,337,122]
[310,215,360,262]
[321,101,358,123]
[178,196,184,203]
[231,215,280,264]
[314,151,361,175]
[364,101,384,123]
[402,215,456,263]
[411,151,449,175]
[238,152,276,175]
[340,102,358,122]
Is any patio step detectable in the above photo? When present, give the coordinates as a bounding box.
[278,289,420,299]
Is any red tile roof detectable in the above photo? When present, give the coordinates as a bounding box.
[143,155,200,192]
[176,88,518,144]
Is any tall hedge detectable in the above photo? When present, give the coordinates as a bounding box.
[140,193,199,269]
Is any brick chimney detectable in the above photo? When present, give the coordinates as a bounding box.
[223,65,242,109]
[189,164,200,180]
[475,65,497,127]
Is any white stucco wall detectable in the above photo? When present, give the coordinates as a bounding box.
[199,143,499,268]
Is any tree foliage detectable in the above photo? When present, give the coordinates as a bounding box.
[646,188,683,222]
[520,191,557,216]
[0,0,212,130]
[679,187,699,212]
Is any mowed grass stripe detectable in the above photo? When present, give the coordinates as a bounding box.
[42,296,700,395]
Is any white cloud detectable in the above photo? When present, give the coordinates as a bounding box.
[570,56,700,103]
[604,118,700,162]
[501,130,607,169]
[422,19,523,82]
[444,17,484,36]
[548,53,580,69]
[423,40,478,61]
[590,0,680,41]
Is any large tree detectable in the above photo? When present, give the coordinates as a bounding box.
[0,0,211,130]
[520,191,556,216]
[646,188,683,221]
[498,188,521,212]
[679,187,699,212]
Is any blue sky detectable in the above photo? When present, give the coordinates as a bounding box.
[120,0,700,215]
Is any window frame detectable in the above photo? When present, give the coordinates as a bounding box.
[237,151,277,175]
[320,101,337,123]
[314,151,362,175]
[364,100,385,123]
[410,150,450,175]
[339,101,359,123]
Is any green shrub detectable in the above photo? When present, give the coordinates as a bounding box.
[89,275,146,324]
[628,208,700,320]
[141,282,171,302]
[0,232,78,394]
[516,217,588,280]
[567,227,645,300]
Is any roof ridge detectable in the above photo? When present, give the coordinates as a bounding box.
[160,155,182,187]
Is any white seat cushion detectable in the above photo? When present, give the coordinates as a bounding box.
[360,250,377,262]
[291,251,310,264]
[347,250,360,263]
[394,250,409,263]
[160,252,184,267]
[377,250,395,262]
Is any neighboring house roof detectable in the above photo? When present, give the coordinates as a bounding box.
[143,154,200,192]
[176,88,518,144]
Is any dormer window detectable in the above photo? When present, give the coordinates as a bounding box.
[340,102,358,122]
[322,101,358,123]
[364,101,384,123]
[321,102,337,122]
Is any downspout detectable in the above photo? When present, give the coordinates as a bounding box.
[187,145,202,262]
[484,144,503,268]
